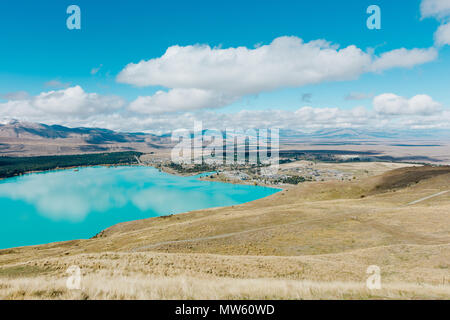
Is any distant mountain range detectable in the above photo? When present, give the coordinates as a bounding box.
[279,128,450,141]
[0,120,170,156]
[0,119,154,143]
[0,120,448,157]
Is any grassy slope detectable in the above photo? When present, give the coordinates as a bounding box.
[0,165,449,299]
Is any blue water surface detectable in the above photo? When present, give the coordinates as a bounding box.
[0,166,278,249]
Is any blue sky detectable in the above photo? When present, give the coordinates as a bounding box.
[0,0,449,132]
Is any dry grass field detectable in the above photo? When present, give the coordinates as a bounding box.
[0,164,449,299]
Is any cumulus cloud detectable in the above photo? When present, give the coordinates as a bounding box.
[128,89,236,114]
[421,0,450,46]
[370,48,438,72]
[91,64,103,75]
[373,93,442,115]
[79,106,375,133]
[154,104,448,132]
[435,22,450,46]
[43,102,449,134]
[148,104,449,133]
[0,86,125,121]
[118,36,436,113]
[118,37,373,92]
[1,84,447,133]
[0,91,30,101]
[44,80,71,89]
[421,0,450,19]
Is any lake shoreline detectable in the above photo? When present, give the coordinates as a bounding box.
[0,165,280,250]
[1,162,283,189]
[0,151,142,180]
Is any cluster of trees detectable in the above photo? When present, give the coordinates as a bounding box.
[0,152,142,179]
[279,153,377,163]
[167,162,217,173]
[278,175,308,185]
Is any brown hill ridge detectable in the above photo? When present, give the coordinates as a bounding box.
[0,120,171,156]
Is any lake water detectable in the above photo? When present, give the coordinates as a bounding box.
[0,166,279,249]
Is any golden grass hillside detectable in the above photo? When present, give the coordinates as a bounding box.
[0,165,449,299]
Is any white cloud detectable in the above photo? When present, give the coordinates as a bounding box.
[90,106,376,132]
[0,86,125,121]
[44,80,71,89]
[118,37,373,93]
[118,36,436,113]
[128,89,235,114]
[421,0,450,46]
[49,102,449,134]
[373,93,442,115]
[421,0,450,19]
[435,22,450,45]
[370,48,438,72]
[0,91,30,101]
[91,64,103,75]
[2,85,447,133]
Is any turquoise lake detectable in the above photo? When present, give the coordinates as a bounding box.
[0,166,279,249]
